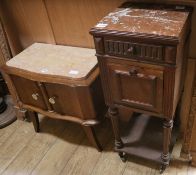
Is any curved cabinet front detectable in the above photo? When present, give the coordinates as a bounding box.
[11,75,47,110]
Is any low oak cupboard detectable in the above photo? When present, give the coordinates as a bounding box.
[1,43,106,151]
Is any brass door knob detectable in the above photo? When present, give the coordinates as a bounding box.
[32,93,39,100]
[127,46,134,53]
[49,97,56,104]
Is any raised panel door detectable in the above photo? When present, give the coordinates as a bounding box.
[106,60,163,113]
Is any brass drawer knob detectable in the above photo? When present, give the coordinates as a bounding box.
[49,97,56,104]
[129,68,138,75]
[32,93,39,100]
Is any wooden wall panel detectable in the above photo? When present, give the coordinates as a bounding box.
[191,119,196,166]
[180,59,196,132]
[189,10,196,58]
[1,0,126,51]
[0,1,22,56]
[181,63,196,165]
[44,0,125,48]
[1,0,55,55]
[0,50,5,66]
[0,0,195,54]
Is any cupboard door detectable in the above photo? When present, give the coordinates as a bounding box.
[44,83,83,118]
[11,75,47,110]
[106,61,163,113]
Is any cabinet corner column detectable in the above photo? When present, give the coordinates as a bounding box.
[160,119,173,173]
[108,106,123,149]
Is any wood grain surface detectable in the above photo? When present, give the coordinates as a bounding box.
[0,119,195,175]
[0,0,126,53]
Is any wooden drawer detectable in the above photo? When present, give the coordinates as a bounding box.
[106,60,163,113]
[104,39,176,64]
[11,75,47,110]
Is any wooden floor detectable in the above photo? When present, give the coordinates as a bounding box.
[0,115,196,175]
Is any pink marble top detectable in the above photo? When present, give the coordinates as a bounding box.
[94,8,189,37]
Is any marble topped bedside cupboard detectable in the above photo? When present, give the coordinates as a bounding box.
[90,2,192,173]
[0,43,106,151]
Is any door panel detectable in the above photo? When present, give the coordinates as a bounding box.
[106,61,163,113]
[44,83,83,117]
[11,75,47,110]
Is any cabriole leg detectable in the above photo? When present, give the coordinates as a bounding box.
[119,152,127,162]
[28,111,40,132]
[83,125,102,152]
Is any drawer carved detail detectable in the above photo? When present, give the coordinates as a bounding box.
[94,37,104,54]
[104,40,163,61]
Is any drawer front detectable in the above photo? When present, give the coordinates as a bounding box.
[104,39,176,64]
[11,75,47,110]
[106,61,163,113]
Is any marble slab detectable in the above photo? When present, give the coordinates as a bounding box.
[94,7,189,38]
[6,43,97,79]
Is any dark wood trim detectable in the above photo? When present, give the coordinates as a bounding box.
[90,29,180,45]
[163,67,175,118]
[37,82,53,112]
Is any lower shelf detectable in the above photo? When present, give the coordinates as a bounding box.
[115,113,178,163]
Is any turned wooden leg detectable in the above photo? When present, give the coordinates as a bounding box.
[15,108,27,120]
[160,119,173,174]
[109,107,123,149]
[27,111,40,132]
[119,152,127,162]
[83,126,102,152]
